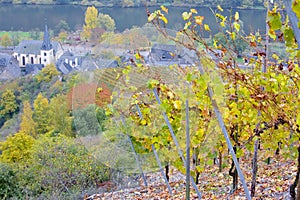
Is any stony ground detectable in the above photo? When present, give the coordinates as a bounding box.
[85,154,297,200]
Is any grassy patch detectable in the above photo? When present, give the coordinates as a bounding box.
[0,31,29,37]
[0,31,43,41]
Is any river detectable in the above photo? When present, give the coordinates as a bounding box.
[0,4,266,34]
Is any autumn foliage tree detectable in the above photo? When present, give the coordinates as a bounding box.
[0,33,12,48]
[36,63,60,83]
[0,132,35,163]
[33,93,52,135]
[98,13,116,32]
[19,101,36,138]
[49,94,73,137]
[81,6,116,41]
[58,31,68,43]
[81,6,99,40]
[0,89,18,119]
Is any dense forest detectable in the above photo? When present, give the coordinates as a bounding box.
[0,0,265,8]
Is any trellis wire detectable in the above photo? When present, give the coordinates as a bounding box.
[153,88,203,199]
[135,104,173,195]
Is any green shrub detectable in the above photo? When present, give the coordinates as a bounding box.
[73,104,105,136]
[0,163,21,199]
[18,134,110,197]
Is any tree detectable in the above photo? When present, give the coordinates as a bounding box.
[84,6,99,30]
[80,27,91,41]
[49,95,73,137]
[0,163,21,199]
[0,90,18,119]
[36,63,60,83]
[29,28,42,40]
[72,104,103,136]
[33,93,52,135]
[121,0,134,7]
[10,32,21,46]
[81,6,98,40]
[58,31,68,43]
[81,6,116,41]
[0,132,35,163]
[0,33,12,48]
[19,101,36,138]
[54,20,70,36]
[98,13,116,32]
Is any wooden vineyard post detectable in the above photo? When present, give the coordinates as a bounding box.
[135,104,173,195]
[153,88,202,199]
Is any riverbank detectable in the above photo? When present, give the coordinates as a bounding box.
[0,1,265,10]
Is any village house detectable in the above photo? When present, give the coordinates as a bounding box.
[56,50,82,74]
[148,44,193,66]
[0,53,21,81]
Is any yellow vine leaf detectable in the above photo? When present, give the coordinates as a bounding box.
[213,40,218,48]
[97,87,103,92]
[167,91,174,99]
[182,12,192,20]
[190,8,197,14]
[195,16,204,25]
[217,5,223,12]
[148,12,157,22]
[231,32,236,40]
[219,21,224,27]
[233,22,240,32]
[184,21,192,30]
[234,11,239,21]
[204,24,211,31]
[160,15,168,24]
[173,100,182,110]
[161,5,168,14]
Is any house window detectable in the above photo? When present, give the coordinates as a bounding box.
[44,52,47,56]
[22,56,25,66]
[31,57,34,64]
[44,59,47,62]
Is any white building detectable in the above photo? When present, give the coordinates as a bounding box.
[13,25,63,68]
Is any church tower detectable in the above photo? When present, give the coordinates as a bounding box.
[40,24,55,66]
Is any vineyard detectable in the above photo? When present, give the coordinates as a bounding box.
[82,2,300,199]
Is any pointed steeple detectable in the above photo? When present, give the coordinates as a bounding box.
[41,22,52,50]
